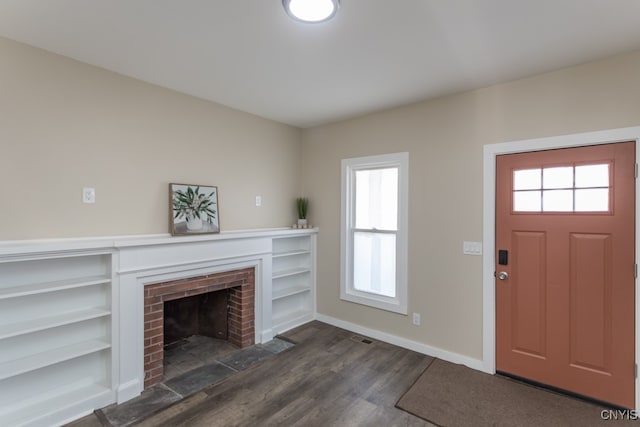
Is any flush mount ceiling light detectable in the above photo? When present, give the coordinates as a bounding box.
[283,0,340,23]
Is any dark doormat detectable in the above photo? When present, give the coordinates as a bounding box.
[396,359,638,427]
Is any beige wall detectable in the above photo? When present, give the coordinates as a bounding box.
[0,37,301,240]
[301,50,640,360]
[3,34,639,361]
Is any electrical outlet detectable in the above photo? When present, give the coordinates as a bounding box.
[82,187,96,204]
[255,195,262,207]
[412,312,421,326]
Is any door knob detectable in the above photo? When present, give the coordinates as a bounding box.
[498,271,509,280]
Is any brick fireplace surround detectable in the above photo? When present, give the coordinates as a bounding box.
[143,268,255,388]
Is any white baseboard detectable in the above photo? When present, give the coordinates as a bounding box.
[315,314,487,373]
[116,379,141,404]
[260,328,274,343]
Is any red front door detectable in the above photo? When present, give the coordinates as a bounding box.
[496,141,635,408]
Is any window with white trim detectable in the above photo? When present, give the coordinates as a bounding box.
[341,152,408,314]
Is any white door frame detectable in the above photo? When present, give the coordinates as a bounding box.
[482,126,640,409]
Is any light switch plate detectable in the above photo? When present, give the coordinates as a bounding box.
[82,187,96,204]
[463,241,482,255]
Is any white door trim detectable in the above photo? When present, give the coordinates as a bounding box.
[482,126,640,409]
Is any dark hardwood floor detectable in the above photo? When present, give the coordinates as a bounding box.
[72,321,434,426]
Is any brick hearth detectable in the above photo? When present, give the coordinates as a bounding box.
[143,268,255,388]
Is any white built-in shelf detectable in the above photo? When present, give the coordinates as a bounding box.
[272,268,311,280]
[0,308,111,340]
[273,309,311,328]
[0,339,110,381]
[272,249,311,259]
[0,383,111,427]
[0,275,110,300]
[272,286,311,301]
[270,233,316,336]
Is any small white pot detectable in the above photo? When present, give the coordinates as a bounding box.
[297,219,308,227]
[186,215,203,231]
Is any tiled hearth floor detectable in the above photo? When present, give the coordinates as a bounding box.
[70,336,295,427]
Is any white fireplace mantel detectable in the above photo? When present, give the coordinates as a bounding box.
[0,227,317,426]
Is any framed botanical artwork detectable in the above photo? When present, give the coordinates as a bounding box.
[169,183,220,235]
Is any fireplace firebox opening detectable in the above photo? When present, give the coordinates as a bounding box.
[143,268,255,388]
[163,290,229,345]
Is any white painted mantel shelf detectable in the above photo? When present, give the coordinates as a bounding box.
[0,227,317,427]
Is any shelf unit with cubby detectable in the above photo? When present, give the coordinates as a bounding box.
[270,230,316,335]
[0,250,115,427]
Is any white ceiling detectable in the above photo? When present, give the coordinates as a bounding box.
[1,1,640,128]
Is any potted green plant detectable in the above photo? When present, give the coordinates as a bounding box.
[296,197,309,227]
[173,186,217,231]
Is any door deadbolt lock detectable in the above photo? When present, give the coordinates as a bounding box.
[498,271,509,280]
